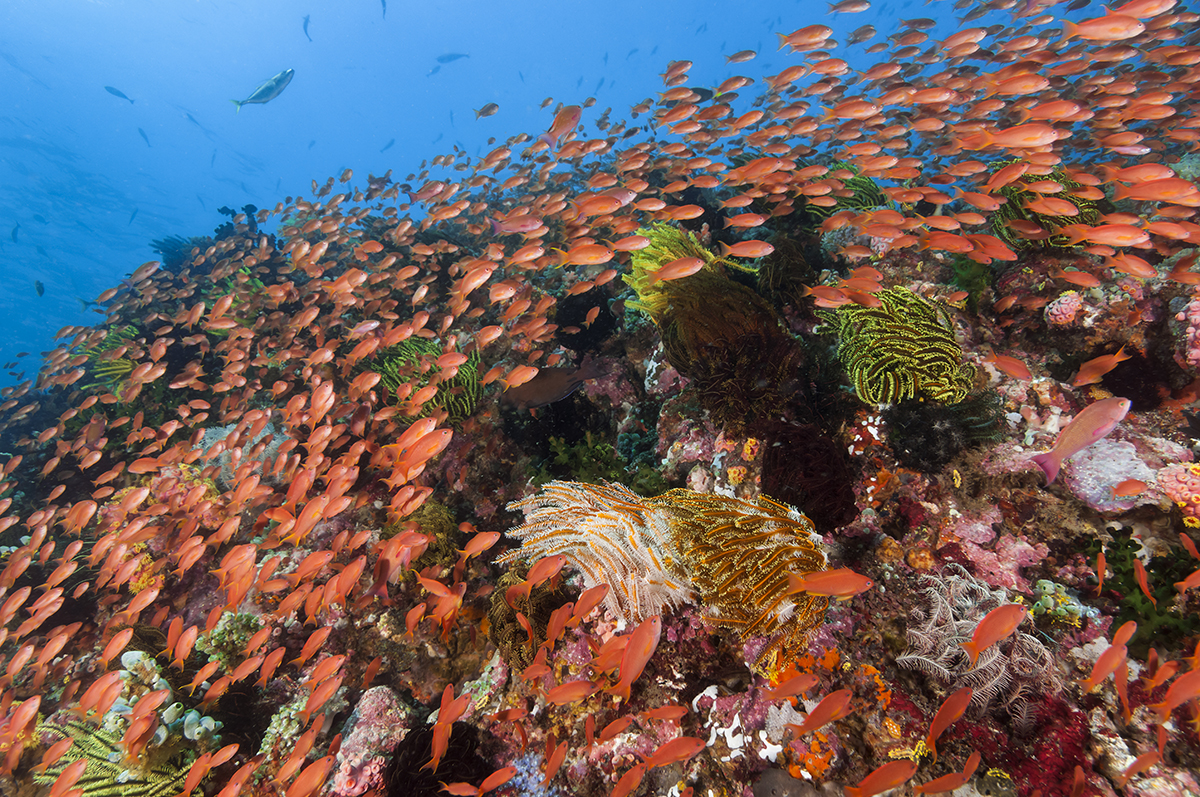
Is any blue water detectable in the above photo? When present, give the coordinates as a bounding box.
[1,0,1008,387]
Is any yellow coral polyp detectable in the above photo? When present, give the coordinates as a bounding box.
[1185,516,1200,528]
[127,544,161,595]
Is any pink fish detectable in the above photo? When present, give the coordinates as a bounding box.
[1030,396,1130,483]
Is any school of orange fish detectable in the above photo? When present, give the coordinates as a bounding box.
[0,0,1199,794]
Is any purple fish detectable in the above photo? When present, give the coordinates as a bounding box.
[1031,396,1130,484]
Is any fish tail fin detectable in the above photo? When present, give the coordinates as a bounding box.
[955,131,990,150]
[1062,19,1079,40]
[960,641,980,669]
[1099,164,1122,184]
[785,572,807,595]
[1030,452,1060,484]
[776,32,791,50]
[605,682,631,703]
[1060,224,1089,245]
[230,100,242,114]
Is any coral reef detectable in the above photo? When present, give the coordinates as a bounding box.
[2,10,1200,797]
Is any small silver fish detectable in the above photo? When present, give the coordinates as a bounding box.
[231,69,294,113]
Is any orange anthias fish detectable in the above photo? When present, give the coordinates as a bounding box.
[961,604,1027,668]
[1071,346,1132,387]
[925,686,973,762]
[844,760,918,797]
[651,256,705,282]
[785,568,874,600]
[608,615,662,702]
[642,736,706,771]
[984,353,1032,380]
[540,105,582,149]
[765,672,819,702]
[1133,558,1157,609]
[1079,621,1136,693]
[1150,668,1200,723]
[785,688,855,736]
[914,751,982,795]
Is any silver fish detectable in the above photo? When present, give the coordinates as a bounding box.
[230,68,294,113]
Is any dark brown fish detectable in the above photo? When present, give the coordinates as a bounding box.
[500,360,605,410]
[848,24,876,44]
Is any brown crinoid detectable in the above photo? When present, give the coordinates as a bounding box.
[665,489,830,666]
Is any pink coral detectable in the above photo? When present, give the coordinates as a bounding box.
[961,534,1049,590]
[944,506,1001,545]
[1158,462,1200,527]
[330,755,387,797]
[1174,290,1200,371]
[1044,290,1083,327]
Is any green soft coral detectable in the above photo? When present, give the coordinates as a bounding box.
[532,432,668,496]
[1085,526,1200,658]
